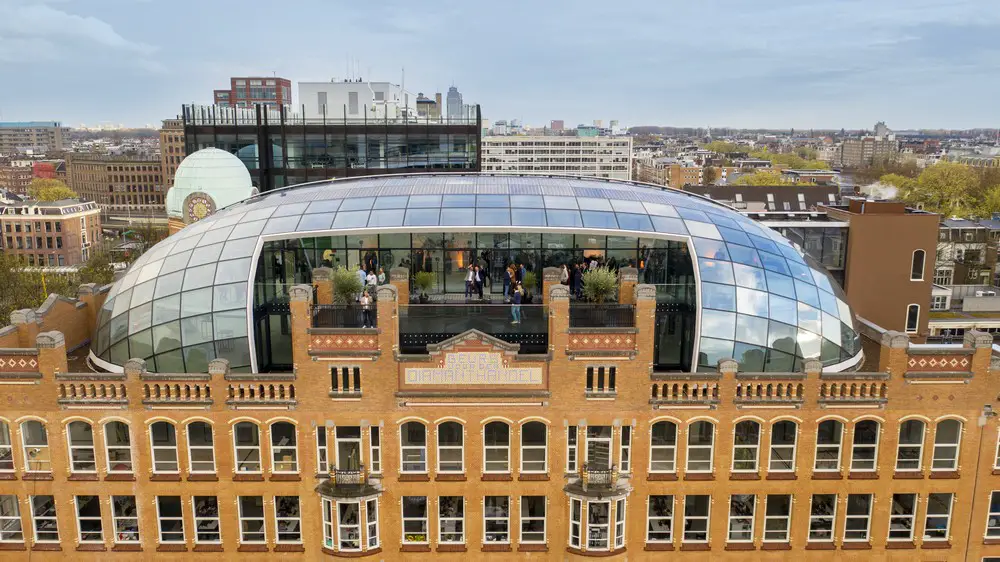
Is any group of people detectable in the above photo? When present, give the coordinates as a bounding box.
[356,265,386,329]
[559,258,601,299]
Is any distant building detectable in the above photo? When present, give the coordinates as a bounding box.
[446,86,463,120]
[0,160,33,194]
[550,120,564,131]
[299,80,416,120]
[634,157,702,188]
[0,197,102,266]
[482,136,632,180]
[165,148,255,234]
[873,120,891,139]
[415,92,440,119]
[213,77,292,108]
[684,184,840,212]
[0,122,68,155]
[31,160,67,183]
[781,169,840,185]
[837,136,899,167]
[65,153,165,223]
[159,119,185,190]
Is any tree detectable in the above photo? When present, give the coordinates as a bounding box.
[898,161,979,216]
[27,179,77,202]
[702,166,718,185]
[732,170,814,186]
[704,141,742,154]
[975,184,1000,218]
[78,251,116,286]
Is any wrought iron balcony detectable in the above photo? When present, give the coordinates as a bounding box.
[315,465,380,499]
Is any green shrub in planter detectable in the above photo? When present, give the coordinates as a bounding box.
[582,267,618,303]
[331,266,363,304]
[413,271,435,302]
[522,271,537,302]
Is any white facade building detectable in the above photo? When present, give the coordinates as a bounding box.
[298,80,417,120]
[482,136,633,181]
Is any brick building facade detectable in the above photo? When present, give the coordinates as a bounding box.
[0,199,101,266]
[65,153,165,222]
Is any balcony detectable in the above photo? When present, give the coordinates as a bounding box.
[564,463,630,498]
[311,304,378,329]
[568,304,635,328]
[398,304,548,354]
[315,465,380,499]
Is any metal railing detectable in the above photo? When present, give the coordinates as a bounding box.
[312,304,377,329]
[329,465,366,487]
[569,303,635,328]
[581,463,618,491]
[398,304,547,354]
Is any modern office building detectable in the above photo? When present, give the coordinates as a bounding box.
[550,120,564,131]
[213,77,292,108]
[181,104,481,193]
[298,80,418,120]
[0,174,999,559]
[0,197,101,266]
[482,137,632,180]
[837,136,900,167]
[446,86,463,120]
[65,153,166,223]
[0,122,68,155]
[159,119,185,190]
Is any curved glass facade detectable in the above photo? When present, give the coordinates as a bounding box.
[91,174,862,374]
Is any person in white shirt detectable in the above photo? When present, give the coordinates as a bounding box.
[359,291,373,328]
[366,271,378,288]
[465,267,475,298]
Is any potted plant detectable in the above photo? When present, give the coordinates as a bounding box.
[582,267,618,303]
[522,271,537,304]
[331,266,363,304]
[413,271,435,304]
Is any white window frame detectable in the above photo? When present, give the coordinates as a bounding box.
[335,426,363,471]
[585,426,613,470]
[923,493,953,541]
[401,496,428,544]
[104,421,133,474]
[808,494,837,542]
[192,496,220,543]
[368,426,381,474]
[682,495,710,543]
[814,420,843,472]
[520,496,546,544]
[74,495,103,543]
[484,495,510,544]
[233,422,262,474]
[0,422,13,473]
[619,426,631,473]
[436,422,464,474]
[569,498,582,548]
[186,421,215,474]
[274,496,302,544]
[365,498,379,550]
[322,498,334,549]
[911,249,926,281]
[905,304,920,333]
[30,495,58,543]
[155,496,184,544]
[888,493,916,542]
[895,419,925,472]
[763,495,791,542]
[931,419,962,471]
[335,500,362,551]
[400,422,427,474]
[0,495,22,543]
[727,494,755,543]
[931,295,949,311]
[520,422,547,474]
[649,421,677,473]
[21,420,50,473]
[843,494,872,542]
[270,422,299,474]
[731,420,760,472]
[768,421,797,472]
[438,496,465,544]
[686,421,714,473]
[149,421,178,474]
[316,426,328,473]
[110,496,139,545]
[237,496,266,544]
[614,498,626,549]
[986,491,1000,538]
[645,495,673,544]
[586,500,611,550]
[850,420,880,472]
[567,426,579,473]
[484,421,511,473]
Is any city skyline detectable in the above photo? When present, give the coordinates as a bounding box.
[0,0,999,129]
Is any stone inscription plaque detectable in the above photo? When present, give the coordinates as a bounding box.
[405,352,542,385]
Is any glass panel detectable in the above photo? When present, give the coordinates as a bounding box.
[650,216,688,235]
[333,211,370,228]
[545,210,582,227]
[367,210,405,227]
[511,209,546,226]
[581,211,618,229]
[404,209,440,226]
[180,314,214,346]
[616,213,654,231]
[701,310,736,339]
[736,287,769,317]
[735,314,769,346]
[183,263,217,291]
[181,288,213,318]
[213,310,247,340]
[702,282,735,311]
[693,238,729,261]
[214,283,248,311]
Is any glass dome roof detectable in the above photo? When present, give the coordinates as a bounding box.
[91,174,862,373]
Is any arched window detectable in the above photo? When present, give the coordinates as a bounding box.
[0,421,12,472]
[520,422,547,473]
[850,420,880,471]
[233,422,261,473]
[437,422,464,473]
[149,421,178,473]
[20,420,49,473]
[483,421,510,473]
[732,420,760,472]
[905,304,919,333]
[104,421,132,473]
[270,422,298,473]
[187,421,215,473]
[911,250,926,281]
[814,420,843,471]
[686,421,714,473]
[67,421,96,473]
[768,421,797,472]
[895,420,925,471]
[932,420,962,471]
[400,421,426,473]
[649,421,677,473]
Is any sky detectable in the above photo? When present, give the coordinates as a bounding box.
[1,0,999,130]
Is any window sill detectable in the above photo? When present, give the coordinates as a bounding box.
[518,544,548,552]
[929,470,959,479]
[886,541,916,549]
[847,471,878,480]
[275,543,306,552]
[724,543,755,551]
[805,542,835,550]
[893,471,923,480]
[111,543,142,552]
[322,546,382,557]
[398,473,430,482]
[23,473,53,481]
[76,543,106,551]
[270,474,301,482]
[0,473,14,480]
[187,473,219,482]
[647,473,678,481]
[193,544,224,552]
[481,544,511,552]
[481,473,513,482]
[921,541,951,549]
[156,544,187,552]
[729,472,760,480]
[841,542,871,550]
[436,474,466,482]
[399,544,431,553]
[233,473,264,482]
[68,473,99,481]
[105,473,135,481]
[811,472,842,480]
[566,546,627,556]
[984,538,1000,545]
[31,543,61,552]
[237,544,269,552]
[679,543,710,551]
[0,543,25,551]
[644,543,674,551]
[518,473,549,482]
[150,473,181,482]
[437,544,467,552]
[766,472,796,480]
[761,542,791,550]
[683,473,714,481]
